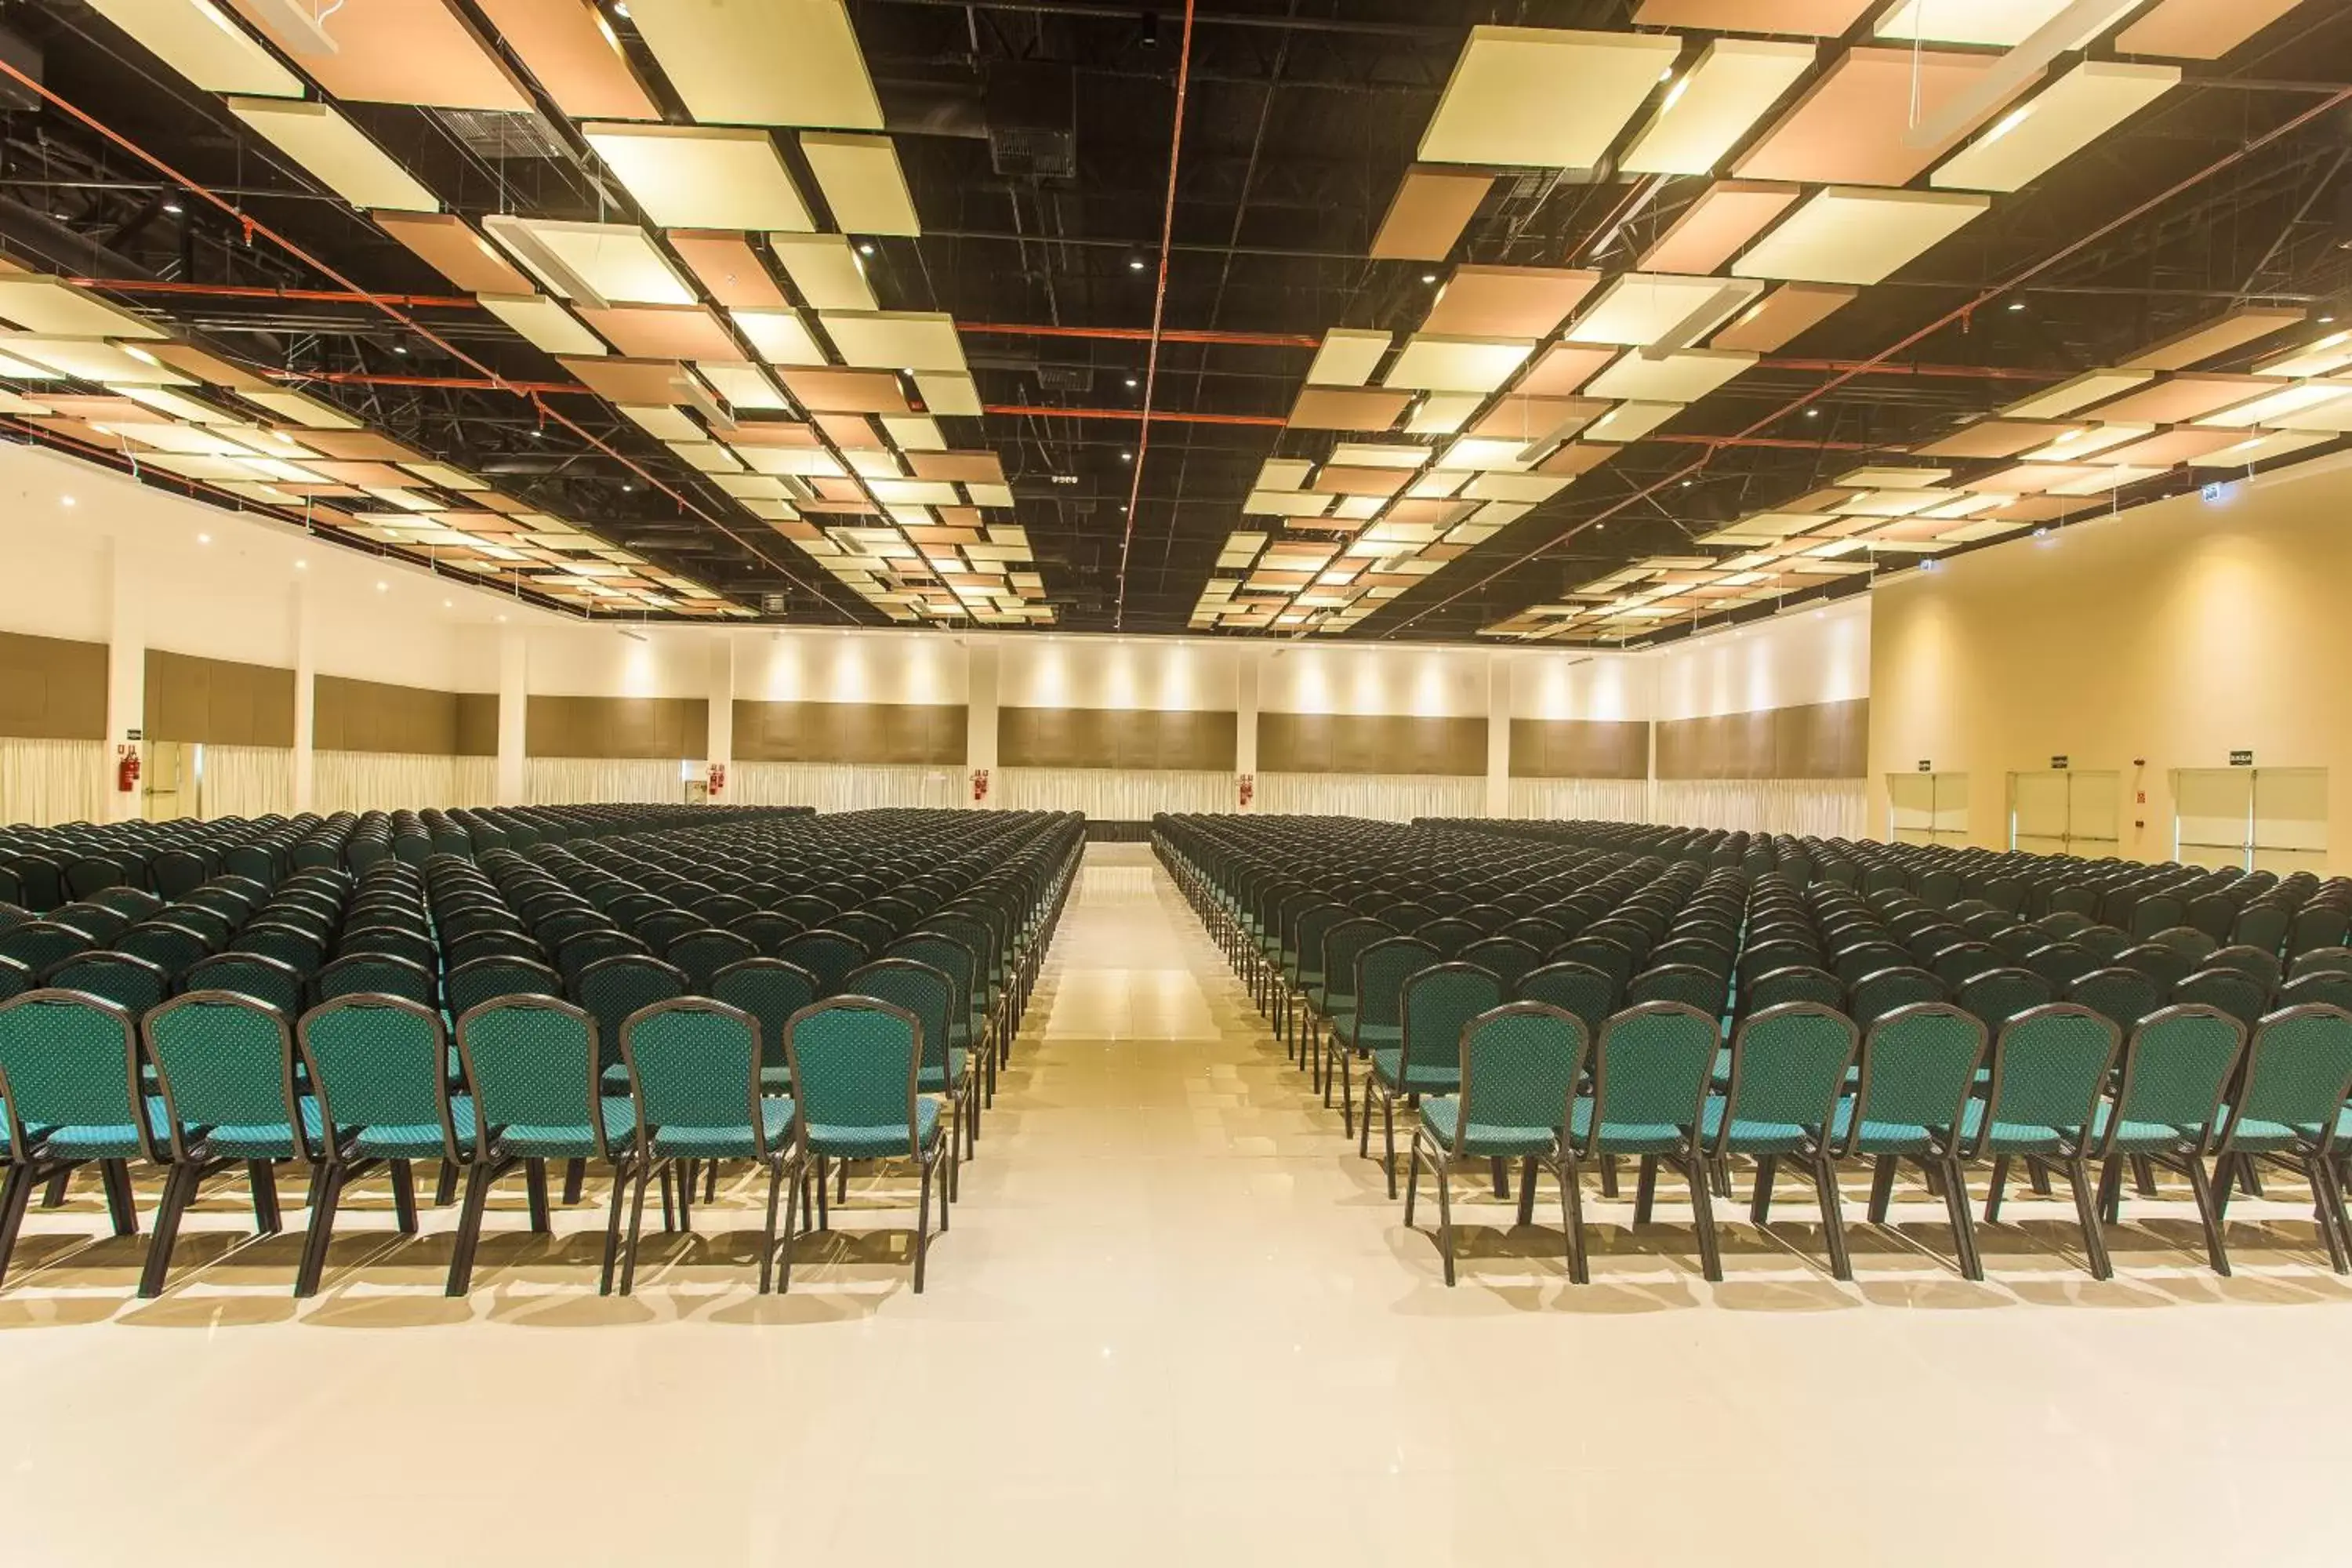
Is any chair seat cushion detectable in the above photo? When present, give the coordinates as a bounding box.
[1370,1047,1457,1094]
[1331,1018,1399,1054]
[201,1096,329,1160]
[917,1047,969,1094]
[1958,1100,2079,1152]
[1700,1099,1810,1153]
[2092,1102,2197,1152]
[349,1096,477,1160]
[1570,1098,1687,1154]
[2215,1105,2322,1152]
[649,1097,797,1160]
[39,1095,172,1160]
[1831,1100,1944,1154]
[804,1098,942,1160]
[498,1097,638,1158]
[1418,1097,1555,1157]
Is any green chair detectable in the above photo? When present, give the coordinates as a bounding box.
[1706,1002,1861,1279]
[295,995,476,1298]
[449,996,640,1297]
[1327,935,1439,1135]
[2212,1003,2352,1272]
[2065,966,2161,1033]
[1305,917,1390,1091]
[0,990,156,1288]
[1514,960,1616,1039]
[1965,1004,2122,1279]
[1361,962,1502,1198]
[845,958,977,1185]
[782,997,950,1293]
[616,997,801,1294]
[140,992,312,1297]
[1835,1003,1988,1279]
[42,951,169,1018]
[710,956,822,1093]
[2085,1004,2243,1273]
[1573,1001,1726,1281]
[183,952,306,1018]
[1406,1002,1588,1286]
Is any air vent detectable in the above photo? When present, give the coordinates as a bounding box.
[760,593,786,615]
[1036,365,1092,394]
[984,63,1076,180]
[989,125,1076,180]
[435,109,568,161]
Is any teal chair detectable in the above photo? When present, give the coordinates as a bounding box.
[1705,1002,1861,1279]
[1574,1000,1726,1280]
[2212,1003,2352,1272]
[2085,1004,2243,1273]
[782,997,951,1294]
[1406,1002,1588,1286]
[295,994,476,1298]
[617,997,800,1294]
[1360,962,1501,1199]
[0,990,156,1289]
[1965,1004,2122,1279]
[140,992,312,1297]
[449,996,640,1297]
[710,956,820,1093]
[1835,1002,1988,1279]
[844,958,977,1188]
[1305,917,1390,1093]
[1328,935,1439,1135]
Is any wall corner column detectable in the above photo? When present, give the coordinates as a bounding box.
[290,579,316,812]
[495,628,528,808]
[103,539,146,822]
[705,631,735,804]
[966,639,999,808]
[1236,645,1262,811]
[1484,652,1511,818]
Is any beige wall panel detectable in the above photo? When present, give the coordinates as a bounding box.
[144,649,295,747]
[527,695,708,759]
[1509,717,1650,779]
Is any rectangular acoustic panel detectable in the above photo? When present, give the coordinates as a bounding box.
[624,0,882,129]
[1733,187,1990,285]
[734,700,966,764]
[474,0,660,120]
[1734,48,2042,187]
[2125,306,2305,370]
[86,0,304,96]
[484,217,695,306]
[1639,182,1802,275]
[228,0,528,110]
[526,695,708,759]
[1370,168,1494,260]
[1425,267,1599,339]
[1632,0,1874,31]
[372,212,534,294]
[1417,27,1682,169]
[143,649,296,747]
[998,707,1237,771]
[800,133,921,235]
[314,675,494,755]
[1655,698,1867,780]
[584,124,811,231]
[1621,38,1817,176]
[226,98,440,212]
[1508,717,1650,779]
[768,234,877,311]
[0,630,107,741]
[2114,0,2303,58]
[1709,282,1855,351]
[1932,61,2178,192]
[1258,713,1487,776]
[668,232,788,310]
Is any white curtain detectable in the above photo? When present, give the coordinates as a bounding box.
[0,738,107,828]
[1505,778,1651,822]
[315,752,495,813]
[1653,779,1867,839]
[733,760,961,811]
[1256,771,1485,822]
[198,745,293,820]
[997,768,1234,818]
[528,757,685,806]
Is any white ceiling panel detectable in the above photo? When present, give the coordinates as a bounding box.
[1733,187,1991,285]
[1417,27,1682,168]
[800,133,921,235]
[1586,348,1757,401]
[1381,335,1535,393]
[768,234,880,311]
[483,217,696,307]
[227,97,439,212]
[583,124,812,231]
[478,292,606,357]
[1305,328,1392,387]
[1931,62,2178,192]
[86,0,303,97]
[1621,39,1816,176]
[821,310,967,373]
[624,0,882,129]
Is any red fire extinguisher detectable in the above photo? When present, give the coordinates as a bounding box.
[117,744,141,793]
[706,761,726,797]
[1237,771,1254,809]
[971,768,990,803]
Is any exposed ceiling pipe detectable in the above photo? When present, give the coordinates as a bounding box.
[72,276,472,310]
[959,321,1320,348]
[986,402,1284,427]
[1112,0,1197,632]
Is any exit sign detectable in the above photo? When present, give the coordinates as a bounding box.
[2230,750,2253,767]
[1917,760,1932,771]
[2050,755,2069,770]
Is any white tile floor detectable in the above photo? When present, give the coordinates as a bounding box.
[2,843,2350,1565]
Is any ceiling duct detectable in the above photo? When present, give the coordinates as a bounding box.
[434,109,570,162]
[984,64,1076,180]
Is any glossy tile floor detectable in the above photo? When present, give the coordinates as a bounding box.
[5,842,2352,1565]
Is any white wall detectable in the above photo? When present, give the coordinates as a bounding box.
[1651,594,1871,721]
[741,626,970,706]
[1000,635,1238,711]
[1260,642,1490,717]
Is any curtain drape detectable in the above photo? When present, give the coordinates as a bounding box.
[198,745,294,820]
[1256,772,1486,822]
[996,768,1234,818]
[528,758,686,806]
[1651,779,1867,839]
[732,760,961,811]
[314,752,496,814]
[0,738,107,828]
[1504,778,1652,822]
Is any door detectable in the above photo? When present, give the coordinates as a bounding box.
[2009,769,2118,856]
[144,739,190,822]
[1889,771,1969,845]
[2253,768,2328,874]
[2174,767,2328,873]
[2173,768,2252,870]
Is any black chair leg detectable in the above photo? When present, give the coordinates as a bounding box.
[1515,1156,1539,1229]
[1432,1152,1457,1287]
[1867,1153,1897,1224]
[42,1168,69,1209]
[446,1161,495,1298]
[1984,1154,2010,1224]
[2184,1154,2231,1276]
[249,1160,281,1234]
[99,1160,138,1237]
[1490,1156,1509,1200]
[1811,1155,1852,1282]
[597,1160,630,1296]
[1751,1153,1777,1226]
[758,1160,786,1295]
[617,1165,653,1296]
[912,1152,933,1295]
[433,1162,459,1207]
[1634,1155,1659,1225]
[2062,1156,2112,1279]
[294,1164,347,1298]
[1685,1157,1722,1283]
[0,1163,39,1290]
[390,1160,419,1236]
[138,1162,199,1298]
[524,1159,552,1234]
[1940,1157,1983,1281]
[2095,1155,2125,1226]
[563,1158,586,1206]
[1560,1152,1588,1285]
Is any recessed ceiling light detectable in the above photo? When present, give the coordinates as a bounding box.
[60,495,74,506]
[1421,273,1438,285]
[858,241,876,256]
[376,581,388,592]
[1128,256,1146,272]
[1121,451,1133,461]
[162,202,183,216]
[393,343,408,354]
[294,560,307,569]
[197,533,210,543]
[1803,408,1818,419]
[1125,376,1138,388]
[2008,301,2027,312]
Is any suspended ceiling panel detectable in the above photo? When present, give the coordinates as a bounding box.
[768,234,877,311]
[1639,183,1802,274]
[821,311,967,374]
[1932,62,2179,192]
[473,0,659,120]
[1620,39,1817,176]
[575,303,742,361]
[2000,368,2155,417]
[777,367,912,413]
[583,125,813,231]
[1381,335,1537,393]
[1708,283,1855,350]
[667,232,788,310]
[1424,267,1599,338]
[730,308,825,365]
[1631,0,1875,29]
[225,0,530,111]
[1733,48,2042,187]
[2074,373,2275,422]
[1733,187,1991,285]
[1416,27,1682,169]
[622,0,884,129]
[800,134,921,236]
[0,335,195,384]
[84,0,303,96]
[2114,0,2305,57]
[224,97,440,212]
[1871,0,2143,45]
[1370,169,1494,261]
[483,217,697,306]
[0,278,165,339]
[479,293,605,356]
[1586,348,1757,402]
[370,211,534,294]
[1287,388,1414,430]
[1304,330,1390,387]
[1566,272,1755,347]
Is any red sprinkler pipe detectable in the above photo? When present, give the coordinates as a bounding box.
[1111,0,1198,631]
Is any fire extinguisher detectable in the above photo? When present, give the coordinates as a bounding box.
[1237,771,1254,809]
[116,744,141,793]
[971,768,990,803]
[707,761,726,797]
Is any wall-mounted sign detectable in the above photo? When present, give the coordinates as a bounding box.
[2230,750,2253,767]
[125,728,142,742]
[1917,760,1933,771]
[2050,755,2069,770]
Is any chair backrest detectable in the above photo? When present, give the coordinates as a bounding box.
[2172,966,2270,1028]
[2114,943,2193,988]
[775,929,870,996]
[1456,937,1540,990]
[1576,1001,1719,1156]
[43,951,169,1016]
[313,951,436,1007]
[1954,966,2053,1033]
[1319,918,1392,998]
[843,958,956,1080]
[710,957,822,1068]
[1448,1002,1586,1157]
[114,920,211,977]
[0,990,144,1154]
[2222,1003,2352,1149]
[783,997,924,1152]
[2278,970,2352,1014]
[1744,964,1844,1015]
[143,992,303,1162]
[2064,965,2162,1033]
[445,954,563,1018]
[666,928,760,991]
[2102,1003,2242,1156]
[1847,964,1946,1027]
[1397,963,1503,1079]
[1352,935,1439,1031]
[1846,1002,1987,1152]
[1973,1004,2120,1152]
[1714,1002,1860,1156]
[619,997,771,1154]
[184,952,304,1017]
[1627,961,1726,1016]
[2204,943,2284,991]
[2022,942,2093,989]
[573,953,688,1070]
[1514,960,1616,1036]
[296,994,456,1155]
[457,996,608,1158]
[0,920,92,974]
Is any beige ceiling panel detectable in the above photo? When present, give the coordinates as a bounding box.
[1535,443,1623,477]
[1998,368,2156,418]
[1425,267,1600,338]
[480,292,606,357]
[1370,169,1494,260]
[2125,306,2305,370]
[1287,387,1414,430]
[1567,272,1757,347]
[1469,397,1609,443]
[909,450,1007,485]
[558,355,693,404]
[1933,61,2179,193]
[779,367,911,413]
[666,232,789,310]
[617,404,701,441]
[227,0,528,109]
[695,362,789,410]
[1631,0,1874,31]
[1915,419,2069,458]
[2079,373,2277,423]
[739,445,845,478]
[1638,182,1801,275]
[474,0,659,119]
[1304,329,1389,387]
[1404,394,1486,434]
[576,303,742,361]
[483,217,695,306]
[730,308,826,365]
[769,234,878,311]
[2114,0,2303,58]
[1708,282,1855,351]
[814,412,883,448]
[821,310,966,373]
[585,124,812,231]
[2093,427,2256,466]
[0,278,164,339]
[913,371,982,417]
[372,212,534,294]
[0,335,194,385]
[1417,27,1683,168]
[1244,490,1337,518]
[1734,48,2042,187]
[800,133,921,235]
[2183,430,2331,466]
[1587,349,1756,402]
[1381,335,1535,393]
[1621,39,1817,176]
[227,97,439,212]
[1584,401,1684,442]
[1874,0,2146,45]
[1733,187,1991,285]
[85,0,303,96]
[625,0,882,129]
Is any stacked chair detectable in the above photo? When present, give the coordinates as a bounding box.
[0,807,1080,1301]
[1158,812,2352,1290]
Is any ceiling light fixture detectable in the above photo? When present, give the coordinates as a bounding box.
[2008,300,2027,312]
[60,495,74,506]
[162,201,183,216]
[295,560,307,570]
[1128,256,1147,272]
[1126,376,1138,388]
[197,533,210,543]
[375,581,388,592]
[1900,0,2128,150]
[858,241,876,256]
